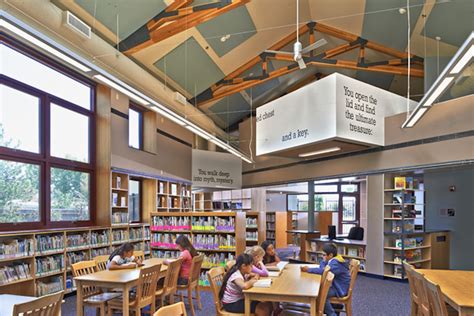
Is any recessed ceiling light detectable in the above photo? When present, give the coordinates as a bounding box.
[399,7,406,14]
[298,147,341,158]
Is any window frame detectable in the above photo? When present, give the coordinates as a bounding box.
[128,103,144,150]
[128,177,142,223]
[0,36,96,230]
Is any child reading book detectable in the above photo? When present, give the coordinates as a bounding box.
[164,235,198,285]
[261,240,281,266]
[245,246,268,277]
[219,253,272,315]
[107,243,143,270]
[301,243,351,316]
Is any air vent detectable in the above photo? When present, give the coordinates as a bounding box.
[64,11,91,39]
[174,91,188,105]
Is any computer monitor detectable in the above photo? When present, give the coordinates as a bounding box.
[328,225,336,240]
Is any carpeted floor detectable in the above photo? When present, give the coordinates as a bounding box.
[62,274,410,315]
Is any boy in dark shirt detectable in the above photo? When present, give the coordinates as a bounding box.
[301,243,351,316]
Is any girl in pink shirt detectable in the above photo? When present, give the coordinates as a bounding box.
[245,246,268,277]
[165,235,198,285]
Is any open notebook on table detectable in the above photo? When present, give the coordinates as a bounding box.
[253,278,272,288]
[266,261,289,272]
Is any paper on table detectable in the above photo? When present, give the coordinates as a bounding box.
[253,278,272,288]
[303,264,320,269]
[266,261,288,271]
[268,271,282,277]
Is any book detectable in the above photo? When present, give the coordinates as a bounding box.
[266,261,288,272]
[268,271,282,277]
[253,278,272,288]
[405,177,414,189]
[394,177,406,189]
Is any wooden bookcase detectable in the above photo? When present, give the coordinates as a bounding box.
[383,173,431,279]
[193,189,253,211]
[111,172,130,225]
[0,224,150,296]
[265,212,288,248]
[306,238,367,272]
[245,211,265,247]
[150,211,245,288]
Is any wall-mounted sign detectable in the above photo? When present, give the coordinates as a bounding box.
[256,73,415,156]
[192,149,242,189]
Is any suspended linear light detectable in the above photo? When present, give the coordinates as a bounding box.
[151,106,186,126]
[298,147,341,158]
[93,75,149,106]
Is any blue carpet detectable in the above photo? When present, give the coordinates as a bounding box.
[61,275,410,315]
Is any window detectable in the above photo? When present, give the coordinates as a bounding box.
[50,168,90,221]
[0,159,40,223]
[0,85,40,153]
[287,194,308,211]
[0,39,95,229]
[129,179,141,222]
[314,194,339,211]
[128,107,142,149]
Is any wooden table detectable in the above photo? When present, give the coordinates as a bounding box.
[0,294,36,316]
[74,258,167,316]
[243,264,321,316]
[418,269,474,316]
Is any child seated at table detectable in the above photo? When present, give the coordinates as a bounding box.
[245,246,268,277]
[261,240,281,266]
[220,253,272,315]
[164,235,198,285]
[107,243,143,270]
[301,243,351,316]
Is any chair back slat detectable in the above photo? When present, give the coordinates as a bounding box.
[71,260,100,297]
[134,250,145,262]
[424,277,449,316]
[345,259,360,299]
[412,270,431,316]
[403,261,421,315]
[162,258,183,296]
[154,301,187,316]
[136,264,162,304]
[317,271,335,316]
[13,291,64,316]
[207,266,226,313]
[225,260,235,272]
[94,255,109,271]
[189,254,204,287]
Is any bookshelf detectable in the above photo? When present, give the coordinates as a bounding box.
[0,224,151,296]
[306,238,367,272]
[245,211,265,247]
[265,212,288,248]
[150,211,245,287]
[111,172,130,225]
[193,189,253,211]
[383,173,431,279]
[157,181,192,212]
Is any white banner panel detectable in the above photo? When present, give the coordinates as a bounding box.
[256,73,413,156]
[192,149,242,189]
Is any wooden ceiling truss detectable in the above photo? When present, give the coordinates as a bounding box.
[190,21,424,107]
[119,0,251,54]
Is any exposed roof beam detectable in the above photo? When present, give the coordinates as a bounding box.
[190,21,424,107]
[119,0,250,54]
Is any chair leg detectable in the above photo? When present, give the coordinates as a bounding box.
[196,286,202,310]
[169,292,174,304]
[107,306,113,316]
[160,296,165,307]
[99,303,105,316]
[345,301,353,316]
[180,291,184,303]
[188,288,195,316]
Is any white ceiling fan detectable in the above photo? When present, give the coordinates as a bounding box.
[265,0,327,69]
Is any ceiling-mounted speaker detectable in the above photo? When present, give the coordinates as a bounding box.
[174,91,188,105]
[63,11,91,39]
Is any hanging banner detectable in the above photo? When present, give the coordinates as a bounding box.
[192,149,242,188]
[256,73,415,156]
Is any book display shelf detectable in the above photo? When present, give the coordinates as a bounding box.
[193,189,252,212]
[306,238,367,272]
[266,212,288,248]
[245,211,266,247]
[383,173,431,279]
[150,211,245,288]
[157,180,192,212]
[0,225,150,296]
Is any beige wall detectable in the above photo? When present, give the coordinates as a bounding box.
[239,95,474,187]
[107,88,193,181]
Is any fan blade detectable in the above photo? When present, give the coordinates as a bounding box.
[264,50,293,55]
[301,38,328,54]
[297,58,307,69]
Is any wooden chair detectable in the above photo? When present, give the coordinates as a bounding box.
[134,250,145,262]
[72,260,121,316]
[107,263,162,316]
[424,277,457,316]
[177,254,204,316]
[403,261,421,316]
[412,269,432,316]
[94,255,110,271]
[156,258,183,307]
[316,272,335,316]
[154,302,187,316]
[329,259,360,315]
[207,266,254,316]
[13,290,64,316]
[225,260,235,271]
